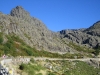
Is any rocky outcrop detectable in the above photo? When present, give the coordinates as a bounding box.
[59,21,100,48]
[10,6,30,19]
[84,21,100,37]
[0,6,76,53]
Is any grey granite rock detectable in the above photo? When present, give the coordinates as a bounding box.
[0,6,99,54]
[0,6,73,53]
[59,21,100,48]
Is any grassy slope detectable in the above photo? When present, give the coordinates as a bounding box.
[0,33,65,58]
[0,32,97,58]
[18,59,100,75]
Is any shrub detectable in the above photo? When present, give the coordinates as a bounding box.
[0,32,3,44]
[0,37,3,44]
[19,64,25,70]
[30,58,35,63]
[36,73,42,75]
[48,72,56,75]
[93,49,100,56]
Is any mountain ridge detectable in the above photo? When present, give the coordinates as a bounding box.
[59,21,100,48]
[0,6,100,56]
[0,6,73,53]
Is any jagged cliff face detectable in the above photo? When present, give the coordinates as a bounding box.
[59,21,100,48]
[0,6,75,53]
[85,21,100,37]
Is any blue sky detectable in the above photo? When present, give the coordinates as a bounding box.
[0,0,100,32]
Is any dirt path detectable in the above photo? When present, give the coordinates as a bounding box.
[33,57,100,62]
[1,57,100,64]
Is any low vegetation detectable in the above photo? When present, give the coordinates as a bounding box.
[0,33,94,58]
[67,42,94,53]
[62,61,100,75]
[93,45,100,56]
[18,59,100,75]
[19,63,45,75]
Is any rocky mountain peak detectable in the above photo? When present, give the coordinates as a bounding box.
[0,6,72,53]
[88,21,100,30]
[84,21,100,36]
[16,6,23,9]
[10,6,30,19]
[84,21,100,31]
